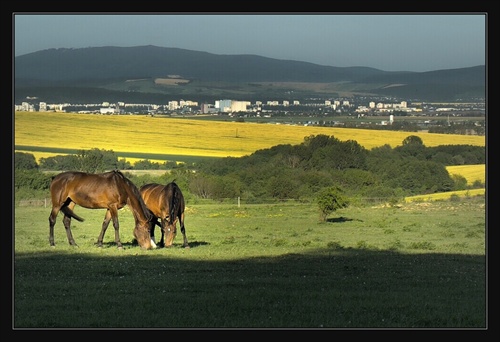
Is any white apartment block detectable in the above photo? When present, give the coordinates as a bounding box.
[100,107,116,114]
[180,100,198,107]
[231,101,250,112]
[168,101,179,110]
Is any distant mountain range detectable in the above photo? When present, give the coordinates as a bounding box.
[14,45,486,103]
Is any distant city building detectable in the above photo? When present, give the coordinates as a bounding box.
[180,100,198,107]
[100,107,116,114]
[230,101,250,112]
[218,99,232,112]
[15,96,482,121]
[168,101,179,110]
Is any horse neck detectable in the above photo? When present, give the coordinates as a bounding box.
[122,179,150,224]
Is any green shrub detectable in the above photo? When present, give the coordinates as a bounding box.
[316,186,349,222]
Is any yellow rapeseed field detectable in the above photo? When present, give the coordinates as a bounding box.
[405,188,485,202]
[446,164,486,185]
[404,165,486,202]
[14,111,485,162]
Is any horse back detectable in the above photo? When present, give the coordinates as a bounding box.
[140,183,169,217]
[50,171,129,208]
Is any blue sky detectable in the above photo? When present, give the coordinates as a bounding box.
[13,13,486,72]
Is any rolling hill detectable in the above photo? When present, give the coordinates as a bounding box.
[14,45,486,103]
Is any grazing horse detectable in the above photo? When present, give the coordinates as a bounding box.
[140,182,189,248]
[48,170,153,249]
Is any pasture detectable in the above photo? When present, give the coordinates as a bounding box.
[14,111,485,164]
[14,197,486,328]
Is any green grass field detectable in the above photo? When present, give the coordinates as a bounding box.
[14,196,486,328]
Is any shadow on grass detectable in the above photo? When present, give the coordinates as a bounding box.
[104,240,210,249]
[327,216,363,223]
[14,246,486,329]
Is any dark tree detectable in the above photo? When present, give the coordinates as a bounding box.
[15,152,38,170]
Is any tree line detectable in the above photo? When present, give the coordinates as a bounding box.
[14,134,485,210]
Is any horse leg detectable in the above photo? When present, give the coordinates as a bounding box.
[109,207,123,249]
[62,214,78,247]
[149,219,156,244]
[48,201,77,247]
[97,209,113,248]
[48,207,59,247]
[179,212,190,248]
[159,217,168,248]
[148,219,157,249]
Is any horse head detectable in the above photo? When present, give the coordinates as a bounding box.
[163,221,178,247]
[133,224,154,250]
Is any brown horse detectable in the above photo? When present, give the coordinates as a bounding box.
[48,170,153,249]
[140,182,189,248]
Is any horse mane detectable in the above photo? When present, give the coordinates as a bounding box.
[169,181,180,224]
[114,170,151,221]
[112,169,125,177]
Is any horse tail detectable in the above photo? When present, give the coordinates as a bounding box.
[61,206,85,222]
[169,182,180,224]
